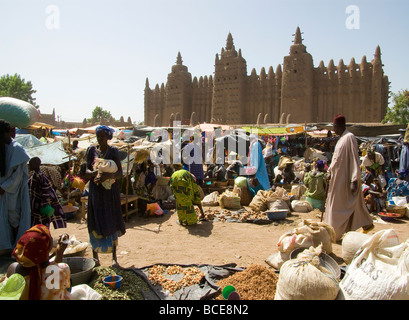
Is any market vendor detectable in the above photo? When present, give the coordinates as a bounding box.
[303,160,328,211]
[362,170,386,214]
[225,160,242,180]
[274,157,296,184]
[7,224,71,300]
[386,169,409,203]
[361,146,385,179]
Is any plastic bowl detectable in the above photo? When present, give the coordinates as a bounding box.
[222,285,236,300]
[266,210,288,221]
[102,275,123,289]
[378,212,400,222]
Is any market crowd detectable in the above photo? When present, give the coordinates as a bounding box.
[1,114,409,300]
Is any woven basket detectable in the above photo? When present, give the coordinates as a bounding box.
[387,205,407,218]
[239,187,252,206]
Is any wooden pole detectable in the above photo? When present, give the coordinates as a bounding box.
[125,144,130,220]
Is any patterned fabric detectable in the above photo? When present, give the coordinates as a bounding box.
[28,171,66,229]
[386,178,409,202]
[39,165,62,190]
[169,170,201,225]
[19,263,72,300]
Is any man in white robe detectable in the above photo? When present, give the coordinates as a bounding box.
[324,115,374,241]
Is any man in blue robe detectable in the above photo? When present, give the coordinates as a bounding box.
[0,120,31,254]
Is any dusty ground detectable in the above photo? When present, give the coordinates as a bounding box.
[51,206,409,269]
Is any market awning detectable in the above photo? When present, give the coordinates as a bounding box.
[27,122,55,129]
[241,126,305,135]
[24,141,72,165]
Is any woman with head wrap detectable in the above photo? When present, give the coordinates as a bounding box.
[361,145,385,179]
[6,224,71,300]
[0,119,31,254]
[246,134,270,190]
[303,160,328,211]
[169,169,205,225]
[82,125,125,266]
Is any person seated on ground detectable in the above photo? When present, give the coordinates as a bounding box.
[361,146,386,184]
[303,160,328,211]
[362,171,386,214]
[386,169,409,204]
[274,158,296,184]
[225,160,243,180]
[246,176,263,198]
[213,159,227,181]
[205,164,216,179]
[7,224,71,300]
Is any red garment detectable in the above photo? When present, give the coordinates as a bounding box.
[12,224,52,300]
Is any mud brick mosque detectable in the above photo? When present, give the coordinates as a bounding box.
[144,27,389,127]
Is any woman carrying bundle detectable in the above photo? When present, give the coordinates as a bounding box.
[82,125,125,266]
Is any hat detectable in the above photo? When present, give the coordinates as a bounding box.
[333,115,346,126]
[315,160,325,169]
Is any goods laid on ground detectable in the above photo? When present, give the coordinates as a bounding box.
[198,207,275,223]
[339,229,409,300]
[215,264,278,300]
[88,266,152,300]
[274,245,340,300]
[265,219,336,269]
[148,265,205,295]
[0,97,40,128]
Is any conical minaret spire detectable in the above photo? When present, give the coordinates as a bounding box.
[293,26,303,45]
[176,52,183,65]
[226,33,234,50]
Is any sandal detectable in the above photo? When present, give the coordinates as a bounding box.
[361,224,375,234]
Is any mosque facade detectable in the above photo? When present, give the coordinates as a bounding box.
[144,27,389,126]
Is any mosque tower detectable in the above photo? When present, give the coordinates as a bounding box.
[211,33,247,123]
[280,26,314,123]
[164,52,193,125]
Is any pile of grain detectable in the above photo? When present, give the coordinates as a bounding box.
[215,264,278,300]
[89,266,151,300]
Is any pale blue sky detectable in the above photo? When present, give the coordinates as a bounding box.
[0,0,407,123]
